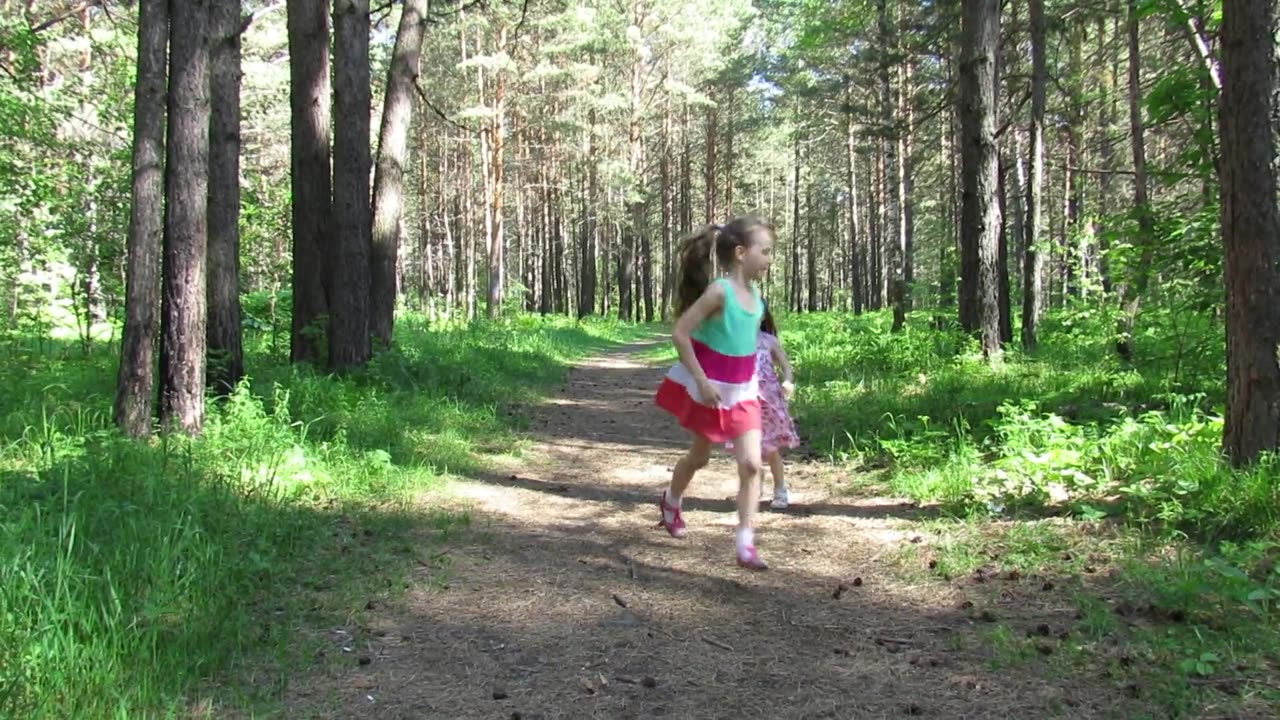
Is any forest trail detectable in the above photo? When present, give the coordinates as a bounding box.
[286,342,1145,719]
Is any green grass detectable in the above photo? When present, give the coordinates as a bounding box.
[0,311,648,719]
[783,306,1277,541]
[780,305,1280,717]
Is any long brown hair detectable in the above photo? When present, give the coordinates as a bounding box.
[673,215,772,317]
[760,301,778,336]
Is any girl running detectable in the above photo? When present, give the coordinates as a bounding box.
[756,303,800,509]
[654,216,774,570]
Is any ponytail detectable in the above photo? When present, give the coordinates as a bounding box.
[673,226,717,317]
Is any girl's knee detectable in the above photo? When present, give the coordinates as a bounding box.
[737,456,763,478]
[685,446,711,469]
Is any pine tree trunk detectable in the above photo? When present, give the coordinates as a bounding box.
[485,27,508,320]
[901,61,916,315]
[1021,0,1046,350]
[579,110,599,317]
[441,143,456,311]
[997,154,1013,344]
[681,103,693,233]
[459,28,476,320]
[539,166,552,315]
[705,105,717,222]
[1010,130,1027,294]
[790,137,801,312]
[370,0,427,345]
[1063,27,1083,300]
[114,0,168,437]
[419,131,435,311]
[463,143,476,319]
[960,0,1003,359]
[724,93,734,216]
[620,50,643,322]
[939,55,957,318]
[845,96,863,315]
[660,99,673,320]
[553,204,567,313]
[1116,0,1157,360]
[287,0,331,363]
[160,0,211,434]
[1097,15,1116,295]
[875,141,885,307]
[642,199,654,321]
[330,0,371,368]
[207,0,244,395]
[806,183,817,311]
[879,0,904,331]
[1219,0,1280,465]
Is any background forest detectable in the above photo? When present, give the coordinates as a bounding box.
[1,0,1279,717]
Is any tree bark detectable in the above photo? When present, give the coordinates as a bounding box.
[1063,27,1083,300]
[1116,0,1157,360]
[370,0,427,345]
[960,0,1003,359]
[806,182,817,311]
[286,0,331,363]
[160,0,211,434]
[998,154,1013,344]
[207,0,244,395]
[660,97,673,320]
[724,91,735,216]
[901,60,916,315]
[871,141,883,309]
[578,110,599,317]
[114,0,168,437]
[680,102,693,232]
[790,137,801,312]
[705,105,717,222]
[329,0,371,368]
[1219,0,1280,465]
[620,42,644,322]
[879,0,904,331]
[939,52,957,319]
[1021,0,1046,350]
[845,93,863,315]
[419,128,435,311]
[1097,15,1116,295]
[484,27,508,319]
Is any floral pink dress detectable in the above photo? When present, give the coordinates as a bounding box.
[756,332,800,456]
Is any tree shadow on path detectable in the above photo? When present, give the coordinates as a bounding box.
[282,342,1166,720]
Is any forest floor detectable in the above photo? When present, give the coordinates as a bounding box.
[282,340,1270,719]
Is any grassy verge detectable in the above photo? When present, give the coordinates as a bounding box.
[783,307,1280,717]
[0,311,647,718]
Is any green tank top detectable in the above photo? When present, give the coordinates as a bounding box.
[691,278,762,357]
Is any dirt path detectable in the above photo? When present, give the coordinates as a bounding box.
[287,342,1143,719]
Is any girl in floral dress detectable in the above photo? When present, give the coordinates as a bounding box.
[756,304,800,508]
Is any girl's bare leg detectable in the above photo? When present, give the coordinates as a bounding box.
[729,429,766,568]
[659,433,712,538]
[669,432,712,500]
[768,450,785,493]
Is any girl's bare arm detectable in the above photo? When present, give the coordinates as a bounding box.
[770,339,794,384]
[672,283,726,403]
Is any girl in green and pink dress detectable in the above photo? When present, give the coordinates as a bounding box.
[654,216,774,570]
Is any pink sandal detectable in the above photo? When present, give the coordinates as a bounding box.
[736,545,768,570]
[659,491,687,538]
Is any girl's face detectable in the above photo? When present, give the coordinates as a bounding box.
[736,228,774,280]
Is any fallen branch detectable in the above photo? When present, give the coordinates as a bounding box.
[874,636,915,646]
[700,636,735,652]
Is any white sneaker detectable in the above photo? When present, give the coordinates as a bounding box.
[771,488,789,509]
